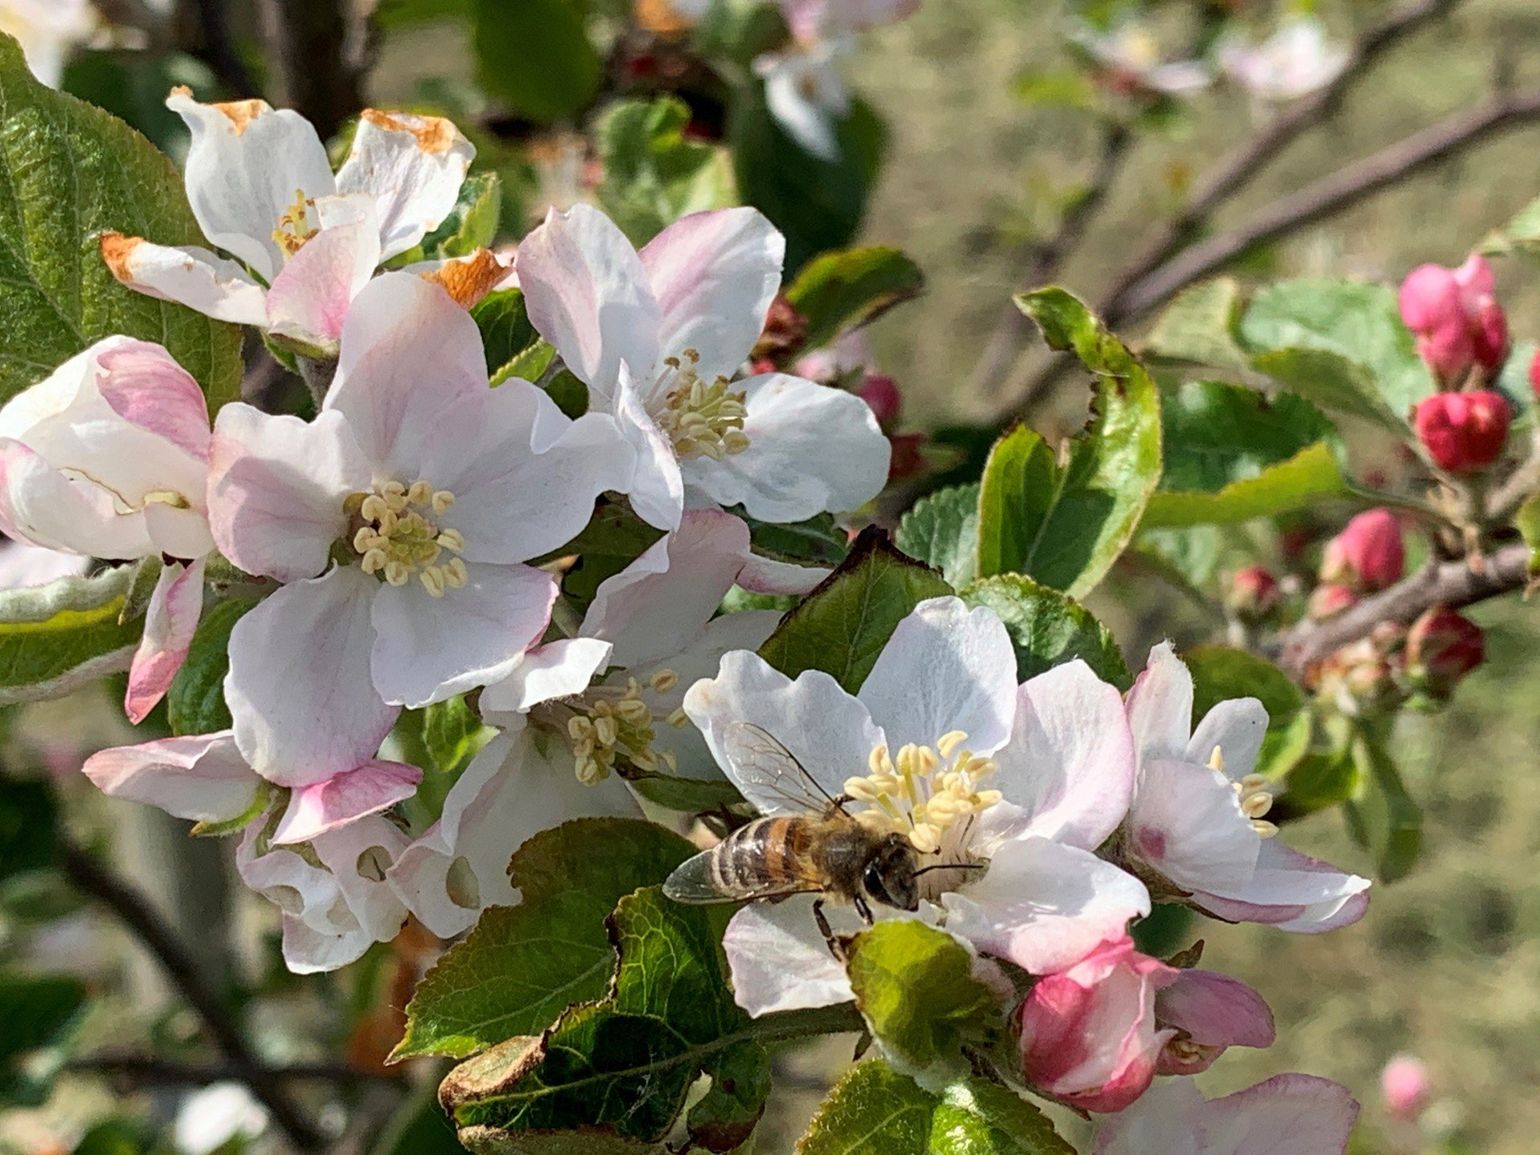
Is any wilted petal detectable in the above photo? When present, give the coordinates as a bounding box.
[99,234,269,326]
[82,731,259,824]
[722,896,863,1015]
[265,196,382,347]
[125,556,207,723]
[271,759,423,844]
[1126,642,1194,765]
[226,565,397,786]
[335,109,475,261]
[683,372,888,523]
[479,637,613,721]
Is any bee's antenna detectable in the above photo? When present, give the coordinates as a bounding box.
[911,862,986,878]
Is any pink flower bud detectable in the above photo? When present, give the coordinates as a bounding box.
[1307,582,1358,621]
[1319,509,1404,591]
[1225,564,1281,622]
[1530,348,1540,399]
[750,294,809,365]
[1413,390,1510,473]
[1399,255,1508,383]
[856,372,902,428]
[1381,1055,1431,1122]
[1406,606,1484,694]
[1016,938,1178,1114]
[887,431,927,483]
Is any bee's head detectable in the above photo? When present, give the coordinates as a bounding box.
[861,833,920,911]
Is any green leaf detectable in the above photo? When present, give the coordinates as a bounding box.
[783,246,924,353]
[960,573,1128,689]
[423,696,496,776]
[393,818,696,1061]
[1276,746,1358,817]
[553,502,668,613]
[930,1079,1076,1155]
[370,1082,474,1155]
[759,529,952,694]
[0,777,57,883]
[469,0,601,124]
[894,483,980,590]
[1481,193,1540,259]
[1515,492,1540,574]
[0,567,143,705]
[0,32,242,408]
[796,1061,936,1155]
[1238,279,1434,424]
[993,288,1162,597]
[166,598,252,736]
[619,769,744,812]
[1184,645,1307,778]
[1345,728,1422,883]
[422,171,503,259]
[845,921,998,1076]
[1144,278,1251,375]
[688,1040,772,1152]
[1249,348,1405,433]
[739,509,849,569]
[473,289,539,378]
[0,971,86,1097]
[1132,525,1222,593]
[1145,441,1345,528]
[596,97,734,245]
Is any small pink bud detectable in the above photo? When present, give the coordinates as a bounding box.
[1307,582,1358,621]
[1406,606,1484,694]
[750,294,809,365]
[1529,348,1540,400]
[1413,390,1511,473]
[1400,255,1508,383]
[1225,564,1281,622]
[856,372,902,429]
[887,431,927,483]
[1381,1055,1432,1122]
[1319,509,1404,591]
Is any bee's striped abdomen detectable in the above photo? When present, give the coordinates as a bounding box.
[710,816,816,894]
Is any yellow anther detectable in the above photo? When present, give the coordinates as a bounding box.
[436,528,465,553]
[432,490,455,514]
[407,479,433,505]
[937,730,969,759]
[384,561,410,586]
[652,353,751,461]
[1241,792,1273,820]
[1239,774,1268,792]
[667,707,689,728]
[1252,820,1280,839]
[271,188,317,257]
[419,567,446,598]
[346,479,466,593]
[361,548,386,574]
[361,494,390,523]
[649,669,679,692]
[1208,745,1225,772]
[444,558,468,588]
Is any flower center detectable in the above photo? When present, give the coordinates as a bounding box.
[843,731,1003,857]
[272,188,318,258]
[1208,745,1278,838]
[651,349,751,461]
[344,479,465,597]
[533,669,683,785]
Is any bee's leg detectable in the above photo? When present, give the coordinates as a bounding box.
[813,898,843,961]
[854,894,874,925]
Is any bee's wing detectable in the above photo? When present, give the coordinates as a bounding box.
[663,847,824,905]
[721,721,844,816]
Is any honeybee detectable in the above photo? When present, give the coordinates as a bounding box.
[663,722,922,953]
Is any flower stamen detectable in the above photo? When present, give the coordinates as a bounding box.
[652,348,751,461]
[272,188,318,257]
[345,478,465,596]
[844,731,1002,862]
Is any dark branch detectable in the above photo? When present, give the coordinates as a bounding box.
[59,839,326,1152]
[181,0,263,98]
[258,0,366,139]
[1279,541,1531,676]
[68,1053,400,1088]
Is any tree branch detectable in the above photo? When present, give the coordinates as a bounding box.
[68,1053,400,1088]
[1279,541,1531,676]
[60,839,326,1153]
[258,0,366,139]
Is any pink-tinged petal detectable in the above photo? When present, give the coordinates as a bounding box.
[940,838,1150,975]
[207,405,371,582]
[735,551,828,594]
[310,817,412,951]
[99,234,268,327]
[0,437,153,557]
[166,89,336,281]
[683,372,888,523]
[722,895,863,1015]
[324,272,488,474]
[1130,759,1259,895]
[387,728,640,937]
[640,208,783,380]
[780,0,918,40]
[516,204,661,395]
[759,50,847,161]
[335,109,475,261]
[685,649,883,810]
[1126,642,1194,765]
[125,556,207,724]
[614,364,684,532]
[1157,968,1274,1054]
[1187,697,1268,779]
[0,542,87,589]
[141,498,215,561]
[82,731,259,824]
[1091,1078,1206,1155]
[226,565,397,786]
[428,382,636,564]
[1188,838,1369,932]
[582,508,751,668]
[479,637,613,720]
[265,198,382,347]
[858,596,1016,756]
[93,339,211,463]
[368,561,556,708]
[993,660,1135,851]
[271,758,422,844]
[1201,1074,1360,1155]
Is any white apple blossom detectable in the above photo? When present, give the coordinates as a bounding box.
[1093,1073,1360,1155]
[682,595,1149,1016]
[173,1082,269,1155]
[1,0,97,88]
[0,541,88,589]
[1069,21,1212,97]
[1218,19,1349,103]
[0,336,214,721]
[205,272,632,836]
[516,204,889,531]
[1121,643,1370,932]
[101,90,491,354]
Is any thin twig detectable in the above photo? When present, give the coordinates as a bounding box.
[257,0,365,139]
[181,0,263,97]
[59,839,326,1152]
[68,1053,400,1088]
[1279,541,1530,676]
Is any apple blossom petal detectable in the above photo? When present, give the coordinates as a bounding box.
[369,561,556,708]
[858,596,1016,755]
[125,556,206,724]
[265,200,382,347]
[387,728,640,937]
[1188,839,1369,932]
[1158,968,1275,1050]
[0,436,153,557]
[93,339,212,463]
[271,759,423,844]
[1091,1077,1206,1155]
[167,89,336,281]
[582,508,751,668]
[1200,1074,1360,1155]
[335,109,475,261]
[735,552,829,595]
[226,565,397,786]
[141,501,215,561]
[325,273,488,473]
[82,731,259,824]
[307,818,412,950]
[207,406,371,581]
[99,235,269,327]
[940,838,1149,975]
[613,365,684,532]
[1127,642,1194,765]
[516,203,661,395]
[1129,759,1260,895]
[685,649,883,810]
[479,637,614,721]
[683,372,888,523]
[1187,697,1268,780]
[0,542,87,589]
[722,896,864,1015]
[992,660,1136,851]
[640,208,784,380]
[759,51,847,161]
